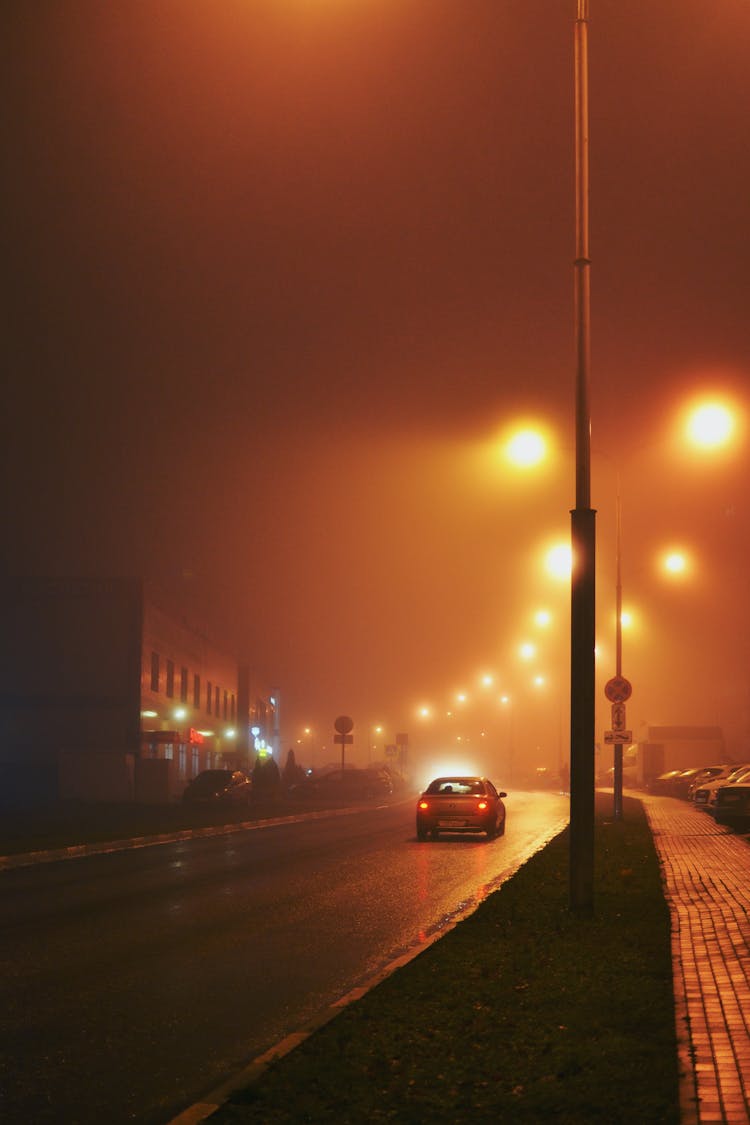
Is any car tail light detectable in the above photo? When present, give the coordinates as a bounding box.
[418,800,429,810]
[477,800,488,810]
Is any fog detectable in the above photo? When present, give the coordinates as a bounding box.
[3,0,748,777]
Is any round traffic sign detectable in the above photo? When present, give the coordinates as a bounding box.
[604,676,632,703]
[334,715,354,735]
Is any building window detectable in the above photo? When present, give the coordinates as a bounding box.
[214,685,220,716]
[166,660,175,698]
[150,653,160,693]
[230,694,235,723]
[178,744,186,779]
[223,690,228,720]
[193,674,200,709]
[207,681,212,714]
[191,747,200,777]
[180,667,188,703]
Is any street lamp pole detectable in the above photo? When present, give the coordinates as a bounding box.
[613,483,624,820]
[570,0,596,911]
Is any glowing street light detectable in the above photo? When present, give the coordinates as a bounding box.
[504,426,548,468]
[303,726,315,769]
[545,542,573,580]
[686,401,735,449]
[662,550,690,576]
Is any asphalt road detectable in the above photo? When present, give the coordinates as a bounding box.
[0,790,568,1124]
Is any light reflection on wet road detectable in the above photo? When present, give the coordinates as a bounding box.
[0,790,567,1124]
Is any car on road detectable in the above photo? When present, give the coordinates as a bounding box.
[416,776,507,841]
[182,769,253,805]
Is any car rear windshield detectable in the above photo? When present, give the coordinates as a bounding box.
[426,778,484,795]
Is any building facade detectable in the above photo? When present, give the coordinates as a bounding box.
[0,577,275,804]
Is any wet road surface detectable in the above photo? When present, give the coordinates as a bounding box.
[0,790,567,1123]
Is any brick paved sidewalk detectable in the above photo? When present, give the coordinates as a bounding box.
[642,795,750,1125]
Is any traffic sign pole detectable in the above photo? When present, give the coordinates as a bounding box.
[334,716,354,773]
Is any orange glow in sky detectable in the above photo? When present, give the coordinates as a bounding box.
[3,1,749,775]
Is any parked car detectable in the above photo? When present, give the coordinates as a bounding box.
[649,770,687,797]
[714,780,750,831]
[182,769,253,805]
[693,764,750,811]
[686,766,733,800]
[416,776,507,841]
[294,767,393,801]
[666,767,712,799]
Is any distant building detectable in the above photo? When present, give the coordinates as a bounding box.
[631,724,726,787]
[0,577,276,804]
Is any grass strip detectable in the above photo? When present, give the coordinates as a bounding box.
[210,793,679,1124]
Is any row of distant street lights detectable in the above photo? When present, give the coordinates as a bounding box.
[412,394,741,720]
[294,395,743,775]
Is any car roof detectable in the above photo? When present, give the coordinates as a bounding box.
[430,775,485,783]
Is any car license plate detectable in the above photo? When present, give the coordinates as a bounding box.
[438,817,467,826]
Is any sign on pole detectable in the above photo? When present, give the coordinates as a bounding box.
[604,675,632,703]
[334,716,354,771]
[611,703,627,732]
[604,730,633,745]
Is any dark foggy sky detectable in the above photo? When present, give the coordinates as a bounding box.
[3,1,749,765]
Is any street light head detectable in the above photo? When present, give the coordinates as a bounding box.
[671,385,746,463]
[501,420,553,471]
[661,549,690,577]
[545,542,573,580]
[505,428,547,467]
[686,401,735,448]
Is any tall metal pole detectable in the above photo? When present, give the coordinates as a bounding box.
[570,0,596,912]
[613,481,624,820]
